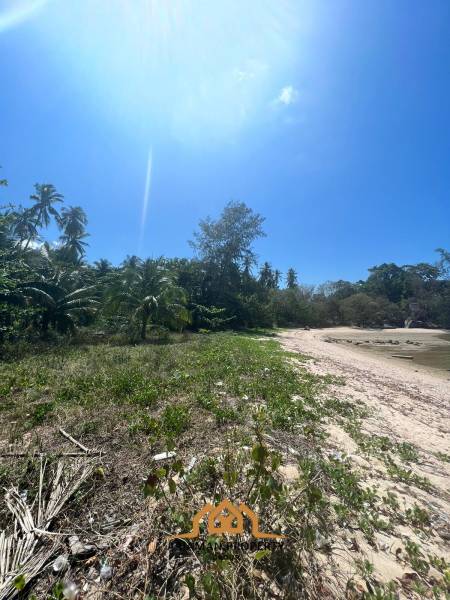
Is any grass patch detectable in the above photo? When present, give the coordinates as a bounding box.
[435,451,450,463]
[0,333,325,441]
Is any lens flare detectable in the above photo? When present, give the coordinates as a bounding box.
[138,148,153,255]
[0,0,48,32]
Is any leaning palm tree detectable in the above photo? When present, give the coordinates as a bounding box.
[109,259,190,339]
[12,207,39,250]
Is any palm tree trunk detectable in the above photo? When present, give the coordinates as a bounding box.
[141,315,148,340]
[42,312,50,332]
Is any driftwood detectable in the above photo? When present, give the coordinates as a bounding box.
[391,354,414,359]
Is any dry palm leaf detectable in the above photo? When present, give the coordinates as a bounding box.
[0,457,94,600]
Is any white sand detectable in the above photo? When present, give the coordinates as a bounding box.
[280,326,449,464]
[278,327,450,590]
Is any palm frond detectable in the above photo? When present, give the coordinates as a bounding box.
[0,459,94,600]
[20,287,56,308]
[63,298,99,309]
[64,285,97,300]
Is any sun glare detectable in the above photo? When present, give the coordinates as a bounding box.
[23,0,304,143]
[0,0,48,32]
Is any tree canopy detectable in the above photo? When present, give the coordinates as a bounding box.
[1,171,449,346]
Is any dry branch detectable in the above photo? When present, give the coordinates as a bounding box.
[58,427,92,453]
[0,452,102,458]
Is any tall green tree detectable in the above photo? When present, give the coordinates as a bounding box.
[58,206,87,238]
[286,268,298,289]
[190,201,265,315]
[259,262,276,289]
[191,201,265,270]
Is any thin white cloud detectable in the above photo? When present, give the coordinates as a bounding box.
[232,60,268,83]
[275,85,298,106]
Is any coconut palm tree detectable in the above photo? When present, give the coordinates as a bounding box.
[93,258,113,276]
[59,232,89,263]
[109,259,190,339]
[30,184,63,228]
[20,271,98,334]
[8,184,63,251]
[12,207,39,249]
[57,206,89,263]
[57,206,87,238]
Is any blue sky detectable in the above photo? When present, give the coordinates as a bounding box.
[1,0,449,284]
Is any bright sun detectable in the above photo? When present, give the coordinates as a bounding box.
[1,0,306,143]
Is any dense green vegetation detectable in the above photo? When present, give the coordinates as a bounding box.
[1,174,449,352]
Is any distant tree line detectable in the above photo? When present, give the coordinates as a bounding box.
[1,172,449,346]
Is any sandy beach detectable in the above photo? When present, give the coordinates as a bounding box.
[279,327,450,462]
[318,327,450,378]
[279,327,450,585]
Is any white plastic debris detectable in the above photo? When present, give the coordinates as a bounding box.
[242,395,249,401]
[329,450,344,462]
[215,381,224,386]
[315,530,328,548]
[63,582,79,600]
[69,535,96,557]
[153,451,176,461]
[186,456,197,472]
[53,554,69,573]
[100,562,113,580]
